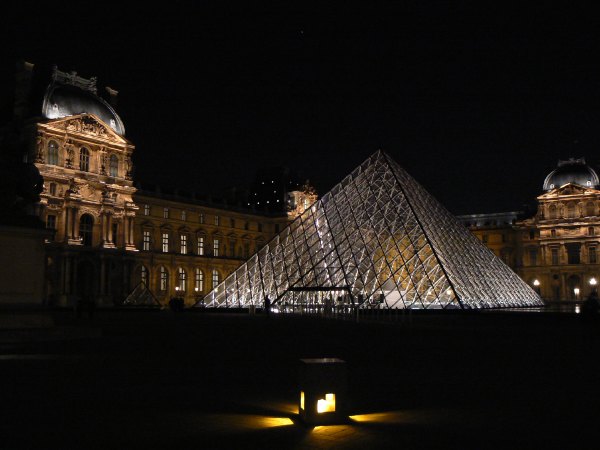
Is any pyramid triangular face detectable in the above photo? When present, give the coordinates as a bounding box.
[206,151,542,309]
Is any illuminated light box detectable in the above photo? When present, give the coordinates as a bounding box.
[298,358,347,425]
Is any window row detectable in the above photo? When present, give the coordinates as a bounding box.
[141,204,266,231]
[141,231,253,257]
[139,266,220,293]
[46,140,120,176]
[549,245,598,265]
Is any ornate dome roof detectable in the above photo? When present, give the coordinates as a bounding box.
[543,157,599,191]
[41,67,125,135]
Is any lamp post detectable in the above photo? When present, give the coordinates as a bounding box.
[533,279,541,296]
[589,277,597,296]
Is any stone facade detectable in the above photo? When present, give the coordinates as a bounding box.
[459,160,600,302]
[1,63,298,307]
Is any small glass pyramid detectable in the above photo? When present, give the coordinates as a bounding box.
[205,151,542,309]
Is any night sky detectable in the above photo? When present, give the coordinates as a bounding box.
[2,3,600,214]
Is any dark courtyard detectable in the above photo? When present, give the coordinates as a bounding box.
[1,309,598,449]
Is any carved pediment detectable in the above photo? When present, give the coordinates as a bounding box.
[539,182,598,199]
[43,114,127,144]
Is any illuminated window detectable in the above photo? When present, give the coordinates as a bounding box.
[109,154,119,177]
[195,268,204,292]
[160,266,168,291]
[79,214,93,246]
[143,230,151,251]
[317,393,336,413]
[46,214,56,230]
[79,147,90,172]
[49,182,57,196]
[214,215,220,226]
[212,269,219,288]
[162,232,169,253]
[590,247,597,264]
[198,236,204,255]
[144,204,150,216]
[181,210,186,221]
[177,267,187,291]
[163,208,169,219]
[47,141,59,165]
[180,234,187,254]
[300,391,305,410]
[140,265,148,286]
[213,239,220,256]
[199,213,204,224]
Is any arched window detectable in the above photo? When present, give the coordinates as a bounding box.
[140,265,149,286]
[177,267,187,292]
[79,214,94,246]
[195,268,204,293]
[159,266,168,291]
[79,147,90,172]
[549,204,557,219]
[109,154,119,177]
[212,269,220,289]
[586,202,595,217]
[47,141,59,165]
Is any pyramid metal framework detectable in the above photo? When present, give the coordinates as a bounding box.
[206,151,542,309]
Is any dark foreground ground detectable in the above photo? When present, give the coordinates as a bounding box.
[1,309,599,449]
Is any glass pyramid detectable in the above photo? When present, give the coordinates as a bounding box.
[205,151,542,309]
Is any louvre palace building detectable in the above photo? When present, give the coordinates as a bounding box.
[458,157,600,302]
[0,61,595,306]
[0,62,316,307]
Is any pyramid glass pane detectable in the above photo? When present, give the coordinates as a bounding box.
[205,151,542,309]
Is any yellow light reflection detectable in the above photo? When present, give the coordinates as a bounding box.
[316,393,335,413]
[200,413,294,431]
[349,411,407,424]
[251,416,294,428]
[300,391,305,410]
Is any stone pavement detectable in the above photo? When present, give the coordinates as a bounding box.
[0,310,598,449]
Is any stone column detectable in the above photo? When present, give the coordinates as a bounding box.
[108,214,113,243]
[129,218,134,246]
[73,209,80,241]
[63,207,71,241]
